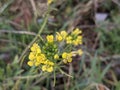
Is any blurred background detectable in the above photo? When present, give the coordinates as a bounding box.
[0,0,120,90]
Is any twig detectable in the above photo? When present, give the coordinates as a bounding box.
[0,30,36,36]
[0,0,14,15]
[0,39,26,47]
[32,72,51,86]
[83,83,110,90]
[30,0,37,18]
[112,0,120,7]
[66,63,73,90]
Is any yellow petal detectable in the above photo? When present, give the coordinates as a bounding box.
[35,62,40,66]
[47,66,53,72]
[67,58,72,62]
[63,59,67,63]
[72,28,82,35]
[48,62,54,66]
[62,52,67,59]
[29,52,35,60]
[27,61,34,66]
[54,54,59,59]
[46,35,54,43]
[77,49,83,55]
[56,32,63,41]
[47,0,53,5]
[60,31,67,39]
[66,36,72,44]
[42,65,47,71]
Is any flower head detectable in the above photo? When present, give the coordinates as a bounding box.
[42,65,53,72]
[72,28,82,35]
[29,52,35,60]
[47,0,53,5]
[56,32,63,41]
[36,54,46,64]
[56,31,67,42]
[61,31,68,39]
[28,43,42,66]
[77,49,83,55]
[42,60,54,72]
[27,61,34,66]
[62,52,72,63]
[66,36,72,44]
[66,28,82,45]
[46,35,54,43]
[31,43,41,53]
[27,28,83,73]
[54,54,59,59]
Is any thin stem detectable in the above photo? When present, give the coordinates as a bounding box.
[6,72,43,80]
[58,67,73,78]
[19,12,49,66]
[53,70,56,87]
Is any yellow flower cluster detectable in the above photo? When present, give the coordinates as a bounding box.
[66,28,82,45]
[28,43,54,72]
[61,49,83,64]
[42,60,54,72]
[28,43,41,66]
[62,52,72,63]
[56,31,68,41]
[46,28,82,46]
[46,35,54,43]
[27,28,83,73]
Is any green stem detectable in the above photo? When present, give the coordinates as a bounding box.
[53,70,56,87]
[6,72,43,80]
[58,67,73,78]
[19,12,49,66]
[64,44,72,52]
[38,35,45,44]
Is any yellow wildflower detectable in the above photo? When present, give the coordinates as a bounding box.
[42,65,46,71]
[61,31,68,39]
[46,35,54,43]
[56,32,63,41]
[36,54,46,64]
[27,27,83,73]
[56,31,67,41]
[71,36,82,46]
[35,62,40,66]
[71,49,83,56]
[54,54,59,59]
[31,43,41,53]
[65,28,82,45]
[62,52,72,63]
[48,61,54,66]
[28,43,42,67]
[62,52,67,58]
[43,60,54,65]
[47,66,53,72]
[76,36,82,45]
[66,36,72,44]
[72,40,78,46]
[41,59,54,72]
[28,52,35,60]
[27,61,34,66]
[47,0,53,5]
[42,65,54,72]
[77,49,83,55]
[72,28,82,35]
